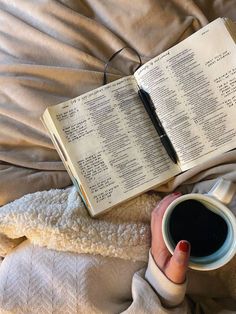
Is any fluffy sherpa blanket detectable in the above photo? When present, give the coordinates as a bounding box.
[0,171,236,263]
[0,172,236,303]
[0,186,158,261]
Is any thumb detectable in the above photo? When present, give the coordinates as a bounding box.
[165,241,191,284]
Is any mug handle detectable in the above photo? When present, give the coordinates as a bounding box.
[208,178,236,204]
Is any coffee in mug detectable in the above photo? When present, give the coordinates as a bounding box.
[162,178,236,271]
[169,199,228,257]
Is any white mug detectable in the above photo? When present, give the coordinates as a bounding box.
[162,178,236,271]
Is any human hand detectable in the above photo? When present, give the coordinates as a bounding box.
[151,193,190,284]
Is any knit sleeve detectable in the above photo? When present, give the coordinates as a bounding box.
[121,266,189,314]
[145,250,187,307]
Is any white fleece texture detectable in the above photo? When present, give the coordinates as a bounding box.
[0,184,236,302]
[0,186,160,262]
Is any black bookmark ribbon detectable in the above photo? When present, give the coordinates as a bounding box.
[103,46,142,85]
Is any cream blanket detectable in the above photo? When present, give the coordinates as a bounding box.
[0,174,236,287]
[0,174,235,314]
[0,172,235,262]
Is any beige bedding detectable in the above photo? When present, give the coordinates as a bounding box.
[0,0,235,205]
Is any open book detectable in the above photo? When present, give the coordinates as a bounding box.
[42,18,236,216]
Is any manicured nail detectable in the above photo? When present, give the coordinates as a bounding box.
[179,241,190,253]
[172,191,181,196]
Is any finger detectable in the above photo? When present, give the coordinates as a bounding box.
[151,192,182,238]
[152,192,182,217]
[151,192,181,232]
[165,240,191,284]
[151,192,182,266]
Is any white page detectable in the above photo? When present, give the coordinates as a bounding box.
[47,76,180,214]
[135,18,236,171]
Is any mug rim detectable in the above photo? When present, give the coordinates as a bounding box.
[162,193,236,271]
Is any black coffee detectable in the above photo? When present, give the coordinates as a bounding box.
[169,200,228,257]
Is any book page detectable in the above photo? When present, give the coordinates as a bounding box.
[47,76,180,214]
[135,18,236,171]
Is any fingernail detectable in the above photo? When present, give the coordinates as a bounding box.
[172,191,181,196]
[179,241,190,253]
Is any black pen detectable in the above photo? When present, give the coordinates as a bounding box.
[138,88,178,164]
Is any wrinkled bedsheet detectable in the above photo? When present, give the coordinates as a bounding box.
[0,0,236,205]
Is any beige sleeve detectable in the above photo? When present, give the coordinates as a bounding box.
[145,250,187,307]
[122,251,190,313]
